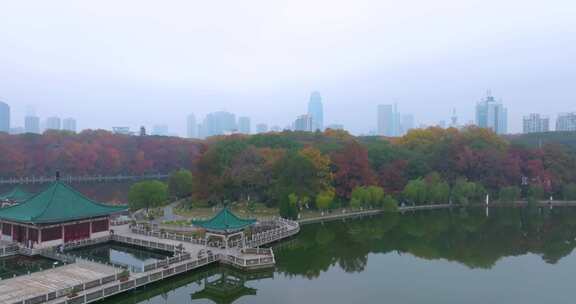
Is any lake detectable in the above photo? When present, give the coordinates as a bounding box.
[99,206,576,303]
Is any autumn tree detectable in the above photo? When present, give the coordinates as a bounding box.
[331,141,376,199]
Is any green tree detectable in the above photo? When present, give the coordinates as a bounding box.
[425,173,450,204]
[168,169,193,199]
[128,180,168,211]
[499,186,521,203]
[382,195,398,212]
[451,178,477,205]
[280,193,299,219]
[316,190,335,210]
[403,179,427,205]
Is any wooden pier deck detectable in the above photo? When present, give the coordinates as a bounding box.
[0,261,119,304]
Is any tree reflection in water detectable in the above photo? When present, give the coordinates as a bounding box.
[274,207,576,277]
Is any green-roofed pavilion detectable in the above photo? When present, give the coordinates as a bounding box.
[193,208,256,233]
[0,187,34,204]
[193,208,256,249]
[0,181,127,248]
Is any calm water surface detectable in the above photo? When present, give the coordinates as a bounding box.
[101,207,576,303]
[0,255,61,279]
[68,242,173,272]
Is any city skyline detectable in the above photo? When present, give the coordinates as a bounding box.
[1,92,576,137]
[2,1,575,136]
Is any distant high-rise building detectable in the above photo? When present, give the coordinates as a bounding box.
[256,123,268,134]
[45,116,61,130]
[152,124,169,136]
[475,91,508,135]
[202,111,237,137]
[556,112,576,131]
[450,108,458,128]
[294,114,313,132]
[62,118,77,132]
[0,101,10,133]
[326,124,344,130]
[523,113,549,133]
[400,114,415,135]
[187,114,197,138]
[25,115,40,134]
[112,127,132,135]
[238,116,251,134]
[377,104,394,136]
[140,126,147,136]
[307,91,324,131]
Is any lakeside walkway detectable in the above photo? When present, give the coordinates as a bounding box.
[298,204,453,225]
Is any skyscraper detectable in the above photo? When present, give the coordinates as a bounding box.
[307,91,324,131]
[0,101,10,133]
[523,113,549,133]
[256,123,268,134]
[238,116,251,134]
[25,115,40,134]
[187,114,197,138]
[475,91,508,135]
[556,112,576,131]
[62,118,77,132]
[294,114,313,132]
[377,104,394,136]
[202,111,237,137]
[45,116,61,130]
[450,109,459,128]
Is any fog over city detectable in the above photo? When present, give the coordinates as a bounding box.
[1,0,575,135]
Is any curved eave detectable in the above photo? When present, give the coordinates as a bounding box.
[0,206,128,225]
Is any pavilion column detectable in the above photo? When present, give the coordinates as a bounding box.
[38,228,42,245]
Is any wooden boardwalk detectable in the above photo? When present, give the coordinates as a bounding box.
[0,261,119,304]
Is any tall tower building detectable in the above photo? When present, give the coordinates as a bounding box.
[0,101,10,133]
[25,115,40,134]
[238,116,251,134]
[450,108,458,128]
[523,114,549,133]
[475,91,508,134]
[45,116,61,131]
[307,91,324,131]
[62,118,77,132]
[556,112,576,131]
[187,114,197,138]
[203,111,237,137]
[377,104,394,136]
[294,114,313,132]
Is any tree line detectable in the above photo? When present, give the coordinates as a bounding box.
[2,127,576,217]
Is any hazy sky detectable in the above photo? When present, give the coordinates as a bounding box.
[1,0,575,135]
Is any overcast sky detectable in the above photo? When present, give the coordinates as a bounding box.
[1,0,575,135]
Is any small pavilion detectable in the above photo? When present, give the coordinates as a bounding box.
[192,208,256,249]
[0,187,34,207]
[0,181,126,248]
